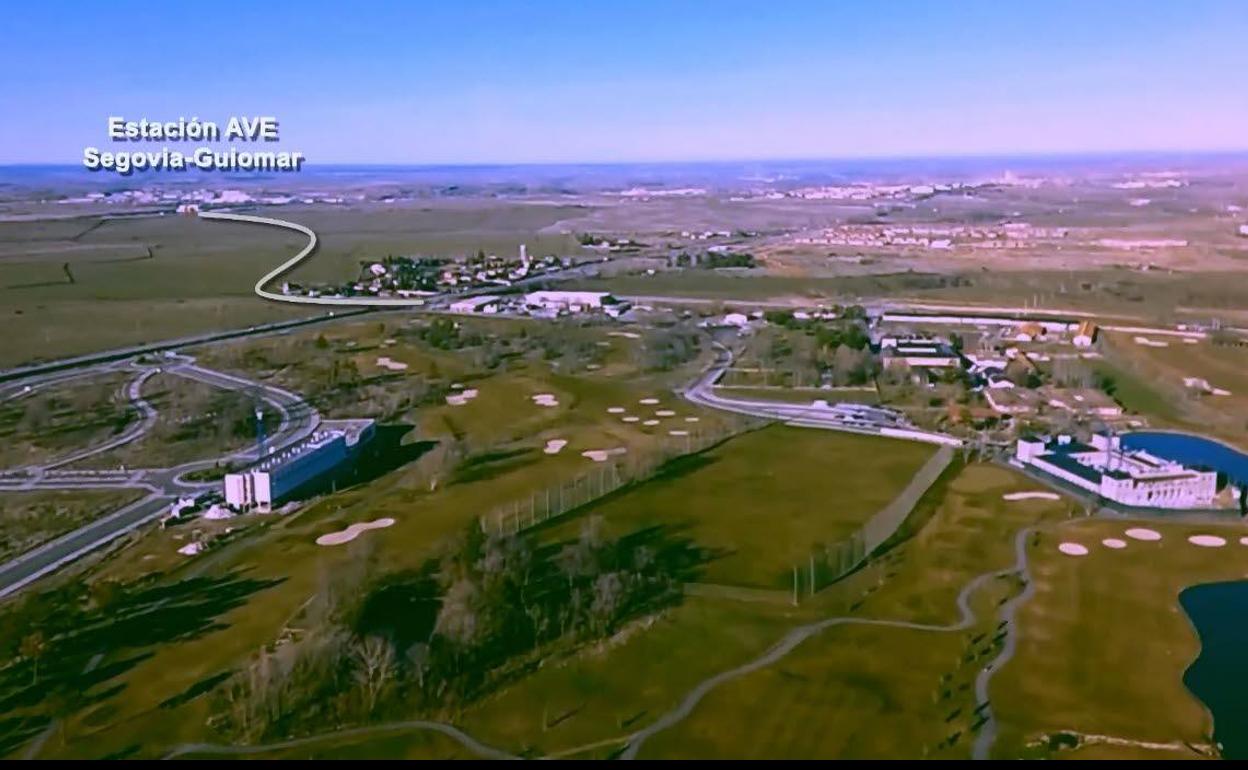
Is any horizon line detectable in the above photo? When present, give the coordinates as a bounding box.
[5,147,1248,170]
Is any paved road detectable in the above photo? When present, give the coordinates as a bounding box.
[0,308,375,385]
[682,342,963,447]
[39,366,160,471]
[0,356,321,598]
[0,493,171,600]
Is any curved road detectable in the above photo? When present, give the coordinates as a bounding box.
[0,357,320,599]
[38,365,160,471]
[682,342,962,447]
[200,211,444,307]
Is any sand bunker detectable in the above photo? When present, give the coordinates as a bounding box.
[1125,527,1162,541]
[1002,491,1061,502]
[376,356,409,371]
[1102,538,1128,549]
[1058,542,1089,556]
[607,407,626,414]
[1133,336,1169,348]
[642,419,660,426]
[685,416,700,423]
[531,393,560,408]
[655,409,676,417]
[669,430,689,436]
[1189,534,1228,548]
[177,542,205,556]
[1239,536,1248,546]
[543,439,568,455]
[582,447,627,463]
[639,398,660,405]
[608,331,641,339]
[316,518,396,546]
[1183,338,1199,344]
[445,387,478,407]
[622,416,640,423]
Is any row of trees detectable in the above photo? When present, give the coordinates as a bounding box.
[211,518,702,742]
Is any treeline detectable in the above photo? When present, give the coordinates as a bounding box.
[750,308,877,386]
[210,519,706,742]
[673,251,756,269]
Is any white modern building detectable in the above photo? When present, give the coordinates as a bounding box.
[1016,434,1217,508]
[522,290,628,317]
[224,422,374,511]
[449,295,501,314]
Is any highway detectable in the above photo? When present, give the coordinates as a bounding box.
[0,355,321,598]
[0,307,374,385]
[0,493,171,600]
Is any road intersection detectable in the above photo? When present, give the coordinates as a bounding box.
[0,354,320,598]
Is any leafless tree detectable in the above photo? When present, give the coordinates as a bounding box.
[405,642,431,690]
[351,635,396,714]
[590,572,625,633]
[434,578,482,651]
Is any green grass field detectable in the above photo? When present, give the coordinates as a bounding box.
[22,320,730,760]
[540,426,935,589]
[990,517,1248,759]
[633,463,1074,759]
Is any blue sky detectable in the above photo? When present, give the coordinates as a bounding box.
[2,0,1246,164]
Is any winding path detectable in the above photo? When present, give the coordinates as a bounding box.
[162,719,520,760]
[199,211,438,307]
[618,526,1037,759]
[160,524,1039,761]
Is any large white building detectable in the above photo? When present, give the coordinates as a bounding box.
[1016,434,1217,508]
[224,421,375,511]
[523,290,624,316]
[448,295,501,314]
[879,336,962,370]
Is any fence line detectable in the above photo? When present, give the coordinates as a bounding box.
[796,444,956,599]
[479,414,769,536]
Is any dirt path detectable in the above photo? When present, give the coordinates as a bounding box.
[619,526,1037,759]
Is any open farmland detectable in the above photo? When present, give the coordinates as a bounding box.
[0,201,595,368]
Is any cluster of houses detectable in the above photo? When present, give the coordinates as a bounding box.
[876,315,1116,423]
[448,290,631,320]
[792,222,1069,251]
[281,245,572,301]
